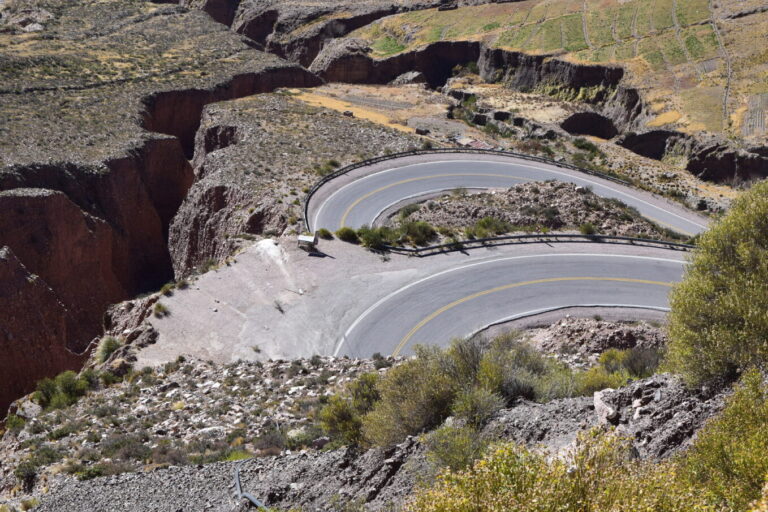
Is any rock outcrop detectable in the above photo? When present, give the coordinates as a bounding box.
[0,138,191,413]
[142,66,321,157]
[230,0,497,67]
[180,0,242,26]
[478,47,624,95]
[598,374,728,459]
[0,0,322,412]
[169,92,421,276]
[618,131,768,184]
[0,248,86,414]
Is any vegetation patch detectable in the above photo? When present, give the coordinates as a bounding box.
[320,332,660,450]
[666,180,768,386]
[406,369,768,512]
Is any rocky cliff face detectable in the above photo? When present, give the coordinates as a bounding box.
[311,40,625,106]
[180,0,242,26]
[311,39,481,86]
[0,137,191,413]
[618,131,768,184]
[478,47,624,94]
[169,92,422,276]
[0,248,86,415]
[1,67,330,408]
[0,0,324,413]
[142,66,321,157]
[230,0,496,67]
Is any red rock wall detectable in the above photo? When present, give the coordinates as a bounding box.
[0,248,86,413]
[0,138,193,413]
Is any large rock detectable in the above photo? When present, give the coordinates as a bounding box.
[595,374,728,458]
[618,131,768,183]
[311,39,482,86]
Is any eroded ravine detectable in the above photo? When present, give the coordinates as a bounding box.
[0,65,320,412]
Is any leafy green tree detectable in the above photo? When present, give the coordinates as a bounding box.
[665,181,768,385]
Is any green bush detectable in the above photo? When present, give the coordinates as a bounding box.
[335,226,359,243]
[424,425,488,472]
[400,221,437,246]
[319,396,361,445]
[451,387,504,428]
[5,414,25,434]
[665,181,768,385]
[598,348,628,373]
[573,137,599,154]
[406,429,716,512]
[102,433,151,461]
[399,203,421,219]
[477,336,578,403]
[678,369,768,510]
[96,336,121,364]
[48,420,84,440]
[363,346,456,446]
[319,373,380,446]
[362,336,579,447]
[34,378,57,407]
[475,217,512,236]
[56,371,85,398]
[344,334,661,448]
[34,370,93,410]
[577,365,630,395]
[153,302,169,318]
[14,461,38,491]
[316,228,334,240]
[622,347,662,378]
[579,222,597,235]
[357,225,399,250]
[597,347,662,380]
[73,461,133,481]
[407,369,768,512]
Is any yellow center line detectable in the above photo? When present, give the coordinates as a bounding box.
[339,173,530,227]
[391,277,673,356]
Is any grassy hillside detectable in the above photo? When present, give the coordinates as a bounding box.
[351,0,768,141]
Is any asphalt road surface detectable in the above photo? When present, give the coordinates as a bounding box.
[308,153,709,237]
[303,152,707,356]
[335,251,685,356]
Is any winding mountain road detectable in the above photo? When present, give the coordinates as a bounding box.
[304,152,710,356]
[308,152,709,236]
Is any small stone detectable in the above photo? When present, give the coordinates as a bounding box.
[594,389,619,425]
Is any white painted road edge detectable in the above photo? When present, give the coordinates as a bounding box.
[463,304,672,341]
[333,252,686,356]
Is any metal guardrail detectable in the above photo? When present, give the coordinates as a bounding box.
[233,460,267,509]
[302,147,632,232]
[376,233,694,257]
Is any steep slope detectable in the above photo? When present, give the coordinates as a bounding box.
[0,0,320,412]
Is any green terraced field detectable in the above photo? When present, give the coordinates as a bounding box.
[350,0,768,139]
